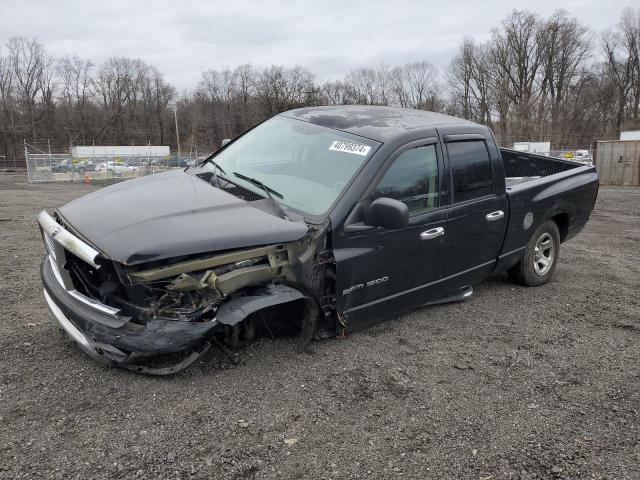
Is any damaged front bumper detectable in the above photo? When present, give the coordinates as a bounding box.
[38,209,219,374]
[38,209,315,374]
[42,256,218,374]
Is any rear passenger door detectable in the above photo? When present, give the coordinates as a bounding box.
[441,133,508,285]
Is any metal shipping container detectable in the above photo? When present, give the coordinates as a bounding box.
[596,140,640,186]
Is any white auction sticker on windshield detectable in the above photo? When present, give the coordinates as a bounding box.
[329,141,371,156]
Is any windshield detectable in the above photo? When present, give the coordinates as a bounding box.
[200,116,380,216]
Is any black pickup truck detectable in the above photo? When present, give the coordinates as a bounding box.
[38,106,599,374]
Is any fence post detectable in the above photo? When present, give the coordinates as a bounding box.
[23,140,28,182]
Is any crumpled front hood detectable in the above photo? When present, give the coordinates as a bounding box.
[57,169,309,265]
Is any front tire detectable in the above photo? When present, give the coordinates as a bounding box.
[509,220,560,287]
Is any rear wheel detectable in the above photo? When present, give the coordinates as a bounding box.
[509,220,560,287]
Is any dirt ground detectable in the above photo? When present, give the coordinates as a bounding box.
[0,172,638,480]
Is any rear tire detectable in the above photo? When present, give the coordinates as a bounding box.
[509,220,560,287]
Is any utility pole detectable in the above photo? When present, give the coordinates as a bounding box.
[173,105,181,162]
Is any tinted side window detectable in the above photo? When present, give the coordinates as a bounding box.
[447,140,493,202]
[374,145,439,214]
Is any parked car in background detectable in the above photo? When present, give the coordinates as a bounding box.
[74,160,97,173]
[95,161,139,175]
[167,157,190,168]
[51,159,95,174]
[575,150,592,164]
[51,159,73,173]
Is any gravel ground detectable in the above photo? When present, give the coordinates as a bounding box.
[0,172,638,480]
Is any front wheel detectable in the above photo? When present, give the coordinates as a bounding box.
[509,220,560,287]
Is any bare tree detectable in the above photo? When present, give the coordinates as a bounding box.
[538,10,592,140]
[322,80,352,105]
[391,61,439,109]
[57,56,94,144]
[0,51,16,158]
[490,11,547,139]
[345,67,381,105]
[140,66,175,145]
[448,38,475,118]
[94,57,138,143]
[257,65,315,115]
[448,39,496,129]
[603,8,640,133]
[1,8,639,162]
[6,37,48,138]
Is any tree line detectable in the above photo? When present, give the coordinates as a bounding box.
[0,8,638,162]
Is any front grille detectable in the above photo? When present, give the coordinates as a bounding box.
[195,173,264,202]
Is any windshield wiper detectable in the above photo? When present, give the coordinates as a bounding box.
[233,171,291,221]
[207,160,227,188]
[197,154,227,186]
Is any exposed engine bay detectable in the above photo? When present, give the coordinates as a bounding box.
[75,243,293,322]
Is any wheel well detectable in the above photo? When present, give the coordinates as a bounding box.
[551,213,569,242]
[230,297,318,342]
[244,299,307,336]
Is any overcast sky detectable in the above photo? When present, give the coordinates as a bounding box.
[0,0,633,90]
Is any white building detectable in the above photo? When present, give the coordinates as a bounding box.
[512,142,551,155]
[70,145,170,160]
[620,131,640,141]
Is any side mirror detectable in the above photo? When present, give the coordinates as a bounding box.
[221,138,231,147]
[368,197,409,230]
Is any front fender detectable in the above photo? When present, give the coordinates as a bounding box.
[216,284,309,326]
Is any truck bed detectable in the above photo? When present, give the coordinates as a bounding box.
[500,148,582,189]
[505,176,541,188]
[496,147,599,273]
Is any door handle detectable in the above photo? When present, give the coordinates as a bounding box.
[486,210,505,222]
[420,227,444,240]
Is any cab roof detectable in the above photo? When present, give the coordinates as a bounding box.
[280,105,476,143]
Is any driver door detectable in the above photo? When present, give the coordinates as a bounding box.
[334,139,447,330]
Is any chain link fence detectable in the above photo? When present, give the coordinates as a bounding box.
[24,143,201,183]
[0,155,26,171]
[25,152,74,182]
